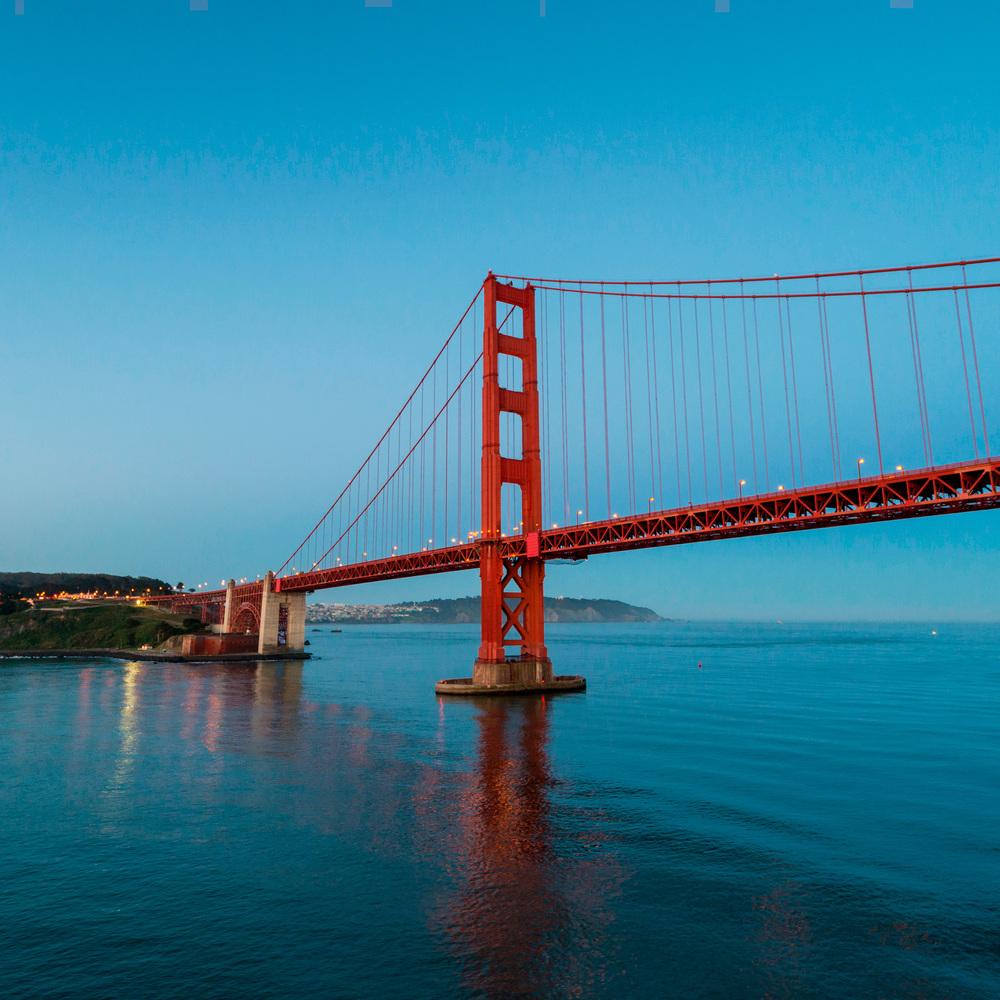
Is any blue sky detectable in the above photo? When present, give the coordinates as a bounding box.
[2,0,999,619]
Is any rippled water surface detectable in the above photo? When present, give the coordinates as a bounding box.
[1,622,998,999]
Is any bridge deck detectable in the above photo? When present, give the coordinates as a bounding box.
[152,458,1000,607]
[276,458,1000,593]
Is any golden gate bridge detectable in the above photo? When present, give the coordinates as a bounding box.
[150,257,1000,692]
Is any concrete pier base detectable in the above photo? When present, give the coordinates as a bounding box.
[474,657,553,686]
[436,658,585,696]
[258,571,307,655]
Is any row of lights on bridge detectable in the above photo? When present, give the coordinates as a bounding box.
[276,461,915,575]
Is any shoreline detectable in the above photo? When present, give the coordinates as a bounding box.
[0,649,312,663]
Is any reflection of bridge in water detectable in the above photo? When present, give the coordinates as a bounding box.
[51,658,939,995]
[436,696,625,997]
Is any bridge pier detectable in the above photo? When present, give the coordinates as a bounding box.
[221,579,235,632]
[258,571,307,655]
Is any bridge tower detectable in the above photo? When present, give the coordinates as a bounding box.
[472,276,553,687]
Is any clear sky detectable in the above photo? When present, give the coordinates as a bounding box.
[2,0,999,620]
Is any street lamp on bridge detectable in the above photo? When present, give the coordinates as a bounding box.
[858,457,865,482]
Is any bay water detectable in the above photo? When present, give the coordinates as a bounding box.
[1,622,997,998]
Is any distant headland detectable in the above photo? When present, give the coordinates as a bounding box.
[0,572,173,611]
[306,596,664,625]
[0,573,191,654]
[0,572,664,657]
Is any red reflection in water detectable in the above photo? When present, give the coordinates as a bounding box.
[437,697,622,999]
[749,875,812,999]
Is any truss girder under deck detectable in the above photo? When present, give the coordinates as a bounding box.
[150,459,1000,613]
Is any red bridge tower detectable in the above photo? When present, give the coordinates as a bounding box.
[472,276,552,687]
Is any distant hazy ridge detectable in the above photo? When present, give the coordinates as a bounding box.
[306,596,663,625]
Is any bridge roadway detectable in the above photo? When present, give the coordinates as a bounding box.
[157,457,1000,612]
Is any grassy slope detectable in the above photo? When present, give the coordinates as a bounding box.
[0,603,207,651]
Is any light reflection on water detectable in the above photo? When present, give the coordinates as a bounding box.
[0,622,997,999]
[437,696,625,999]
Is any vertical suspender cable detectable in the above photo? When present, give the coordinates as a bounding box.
[693,297,708,501]
[541,290,551,526]
[419,382,425,548]
[457,320,462,541]
[668,296,682,506]
[622,289,636,512]
[752,298,771,492]
[644,296,656,503]
[816,281,838,479]
[471,312,477,536]
[444,349,449,544]
[560,290,570,523]
[741,290,759,494]
[579,286,590,520]
[822,295,843,479]
[904,286,930,467]
[776,279,796,488]
[953,288,980,460]
[722,298,737,495]
[679,286,692,503]
[600,286,611,519]
[650,285,664,506]
[962,264,990,458]
[786,297,805,484]
[858,273,884,475]
[432,366,438,544]
[707,285,723,499]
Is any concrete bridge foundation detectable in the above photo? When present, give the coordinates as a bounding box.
[258,571,307,655]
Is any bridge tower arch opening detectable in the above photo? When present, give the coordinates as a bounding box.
[230,603,260,634]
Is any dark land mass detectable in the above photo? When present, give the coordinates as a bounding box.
[307,596,664,625]
[0,602,208,652]
[1,572,173,609]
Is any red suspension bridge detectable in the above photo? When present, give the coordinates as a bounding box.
[151,257,1000,690]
